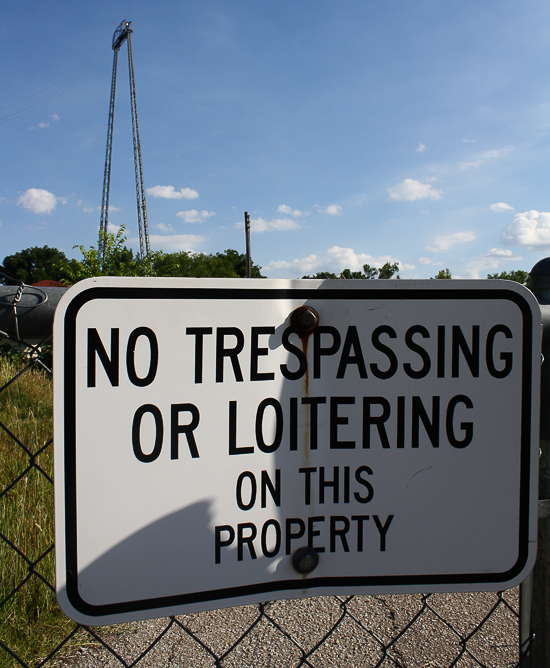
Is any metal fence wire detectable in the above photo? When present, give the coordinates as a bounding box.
[0,313,534,668]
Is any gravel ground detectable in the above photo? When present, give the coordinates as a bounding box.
[53,589,521,668]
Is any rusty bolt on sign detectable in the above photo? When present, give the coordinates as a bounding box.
[292,546,320,574]
[290,305,319,338]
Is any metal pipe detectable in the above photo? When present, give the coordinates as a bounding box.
[520,570,533,667]
[0,286,67,344]
[528,259,550,668]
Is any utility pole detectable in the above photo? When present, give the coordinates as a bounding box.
[244,212,252,278]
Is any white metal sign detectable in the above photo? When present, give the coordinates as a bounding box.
[54,277,540,624]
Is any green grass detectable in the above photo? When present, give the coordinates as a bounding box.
[0,356,81,667]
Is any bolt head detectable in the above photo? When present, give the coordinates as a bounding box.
[290,305,319,338]
[292,546,319,574]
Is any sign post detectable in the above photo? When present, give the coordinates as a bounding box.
[54,278,540,625]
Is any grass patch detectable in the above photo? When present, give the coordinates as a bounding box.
[0,356,82,667]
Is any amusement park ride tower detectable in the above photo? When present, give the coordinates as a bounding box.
[99,20,150,263]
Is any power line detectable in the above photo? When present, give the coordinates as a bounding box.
[0,55,106,124]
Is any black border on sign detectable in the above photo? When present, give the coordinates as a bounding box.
[61,285,535,618]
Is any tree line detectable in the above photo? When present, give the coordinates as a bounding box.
[0,227,263,285]
[303,264,530,286]
[432,267,530,287]
[0,227,531,287]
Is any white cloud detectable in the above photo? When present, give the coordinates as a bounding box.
[462,248,524,278]
[236,216,301,233]
[155,223,174,233]
[388,178,443,202]
[460,147,512,170]
[490,202,514,213]
[277,204,307,217]
[146,185,199,200]
[139,234,207,252]
[315,204,343,215]
[106,222,122,235]
[254,217,301,232]
[501,210,550,250]
[31,114,60,130]
[485,248,521,259]
[77,199,95,213]
[263,246,400,278]
[426,231,477,252]
[265,254,320,275]
[416,143,427,153]
[177,209,215,223]
[17,188,57,214]
[419,257,435,265]
[326,247,391,271]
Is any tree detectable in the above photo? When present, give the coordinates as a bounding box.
[433,268,452,279]
[377,262,400,280]
[302,271,340,279]
[150,249,264,278]
[340,268,370,279]
[57,226,145,284]
[216,248,264,278]
[487,270,530,288]
[52,227,265,284]
[303,261,399,280]
[356,264,380,279]
[1,246,71,285]
[149,251,207,277]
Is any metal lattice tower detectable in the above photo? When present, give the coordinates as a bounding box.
[99,20,150,263]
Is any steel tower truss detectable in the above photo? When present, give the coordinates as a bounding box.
[99,20,150,263]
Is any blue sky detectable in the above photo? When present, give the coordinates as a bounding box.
[1,1,549,278]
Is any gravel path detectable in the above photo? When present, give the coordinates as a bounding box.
[54,590,521,667]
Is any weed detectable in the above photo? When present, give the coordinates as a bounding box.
[0,357,81,667]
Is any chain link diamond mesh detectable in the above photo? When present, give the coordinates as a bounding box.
[0,331,532,668]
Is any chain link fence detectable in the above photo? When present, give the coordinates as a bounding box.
[0,285,534,668]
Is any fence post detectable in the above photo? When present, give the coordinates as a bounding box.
[528,259,550,667]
